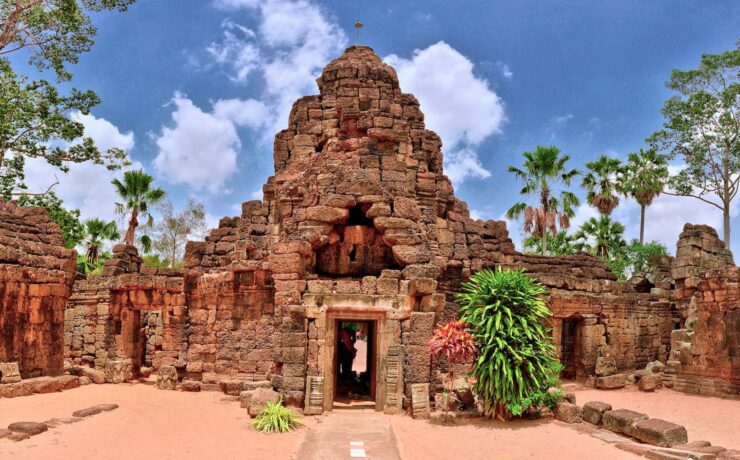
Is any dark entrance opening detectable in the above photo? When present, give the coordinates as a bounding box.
[334,320,376,404]
[561,318,579,380]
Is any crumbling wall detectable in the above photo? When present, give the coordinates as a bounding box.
[0,203,76,378]
[666,224,738,397]
[65,245,186,375]
[180,46,676,410]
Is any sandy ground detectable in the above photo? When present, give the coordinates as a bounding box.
[391,416,637,460]
[572,385,740,449]
[0,383,310,460]
[2,383,738,460]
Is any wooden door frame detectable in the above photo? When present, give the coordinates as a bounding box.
[323,308,387,412]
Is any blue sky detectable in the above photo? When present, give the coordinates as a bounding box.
[23,0,740,255]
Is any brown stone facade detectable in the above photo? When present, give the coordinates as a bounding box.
[665,225,739,396]
[59,47,737,408]
[0,203,76,378]
[65,245,187,377]
[177,46,676,409]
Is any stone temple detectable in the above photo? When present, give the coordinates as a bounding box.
[4,46,738,410]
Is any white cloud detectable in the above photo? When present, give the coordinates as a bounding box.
[213,0,260,9]
[153,93,267,193]
[207,19,261,83]
[71,112,135,152]
[208,0,347,134]
[445,148,492,184]
[213,98,269,129]
[385,42,505,147]
[24,113,139,221]
[384,42,505,186]
[495,61,513,79]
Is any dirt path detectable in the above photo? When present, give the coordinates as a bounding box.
[391,416,638,460]
[295,409,401,459]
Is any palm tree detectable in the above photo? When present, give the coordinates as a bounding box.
[82,218,120,265]
[621,149,669,244]
[581,154,623,216]
[506,146,580,255]
[574,216,626,259]
[523,231,584,256]
[112,170,166,246]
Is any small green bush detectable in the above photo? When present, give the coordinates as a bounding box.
[251,400,303,433]
[457,268,561,420]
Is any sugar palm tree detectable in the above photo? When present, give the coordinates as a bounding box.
[112,170,166,246]
[506,146,580,256]
[82,218,120,265]
[581,154,623,216]
[574,216,626,259]
[523,231,585,256]
[621,149,669,244]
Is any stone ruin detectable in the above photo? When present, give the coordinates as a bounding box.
[1,46,737,411]
[665,224,738,396]
[0,202,76,380]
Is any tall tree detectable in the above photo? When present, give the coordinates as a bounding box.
[152,199,207,267]
[648,43,739,247]
[582,154,623,216]
[81,218,119,265]
[621,149,670,244]
[112,170,165,247]
[523,231,584,256]
[0,1,134,196]
[574,216,626,259]
[506,145,580,256]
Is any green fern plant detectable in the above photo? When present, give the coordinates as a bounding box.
[457,268,560,420]
[251,400,303,433]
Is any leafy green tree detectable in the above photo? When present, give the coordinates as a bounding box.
[506,146,580,256]
[457,268,560,420]
[112,170,165,247]
[620,149,670,244]
[574,216,626,259]
[152,199,207,267]
[581,154,623,216]
[606,240,668,281]
[0,1,134,196]
[15,191,82,248]
[77,250,111,275]
[81,218,119,265]
[522,231,583,256]
[141,253,169,268]
[648,43,739,247]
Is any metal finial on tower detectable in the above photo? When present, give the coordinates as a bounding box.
[354,20,363,45]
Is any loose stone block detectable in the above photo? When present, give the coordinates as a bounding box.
[603,409,649,436]
[104,360,131,384]
[0,362,21,384]
[596,373,626,389]
[583,401,612,425]
[554,402,583,423]
[157,365,178,390]
[72,407,103,418]
[639,373,660,392]
[7,422,48,436]
[248,388,280,418]
[632,419,688,447]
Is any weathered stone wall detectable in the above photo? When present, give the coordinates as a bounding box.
[180,46,674,410]
[65,245,186,375]
[0,203,76,378]
[665,224,738,397]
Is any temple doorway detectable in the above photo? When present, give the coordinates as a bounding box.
[334,320,376,404]
[561,317,579,380]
